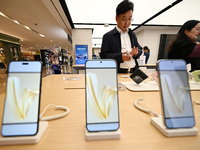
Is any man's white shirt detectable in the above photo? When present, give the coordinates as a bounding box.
[116,26,135,69]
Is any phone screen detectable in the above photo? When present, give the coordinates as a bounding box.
[158,60,195,128]
[85,60,119,132]
[1,61,42,136]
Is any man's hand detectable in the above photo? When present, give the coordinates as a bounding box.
[122,47,138,61]
[129,47,138,57]
[122,52,132,61]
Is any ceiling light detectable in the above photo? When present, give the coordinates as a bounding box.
[24,26,31,30]
[0,11,9,18]
[0,11,45,38]
[0,11,6,17]
[13,20,20,24]
[39,34,45,37]
[104,24,109,27]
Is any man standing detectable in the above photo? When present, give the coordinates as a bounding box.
[100,0,142,73]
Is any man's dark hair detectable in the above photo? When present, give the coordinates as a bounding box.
[116,0,134,16]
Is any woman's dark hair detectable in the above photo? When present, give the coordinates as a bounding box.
[143,46,149,50]
[176,20,200,41]
[143,46,150,54]
[167,20,200,52]
[116,0,134,16]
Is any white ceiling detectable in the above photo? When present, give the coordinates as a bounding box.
[65,0,200,48]
[67,0,175,24]
[0,0,199,51]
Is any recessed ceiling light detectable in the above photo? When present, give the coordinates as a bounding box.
[0,11,6,17]
[104,24,109,27]
[13,20,20,24]
[39,34,45,37]
[24,26,31,30]
[0,11,45,38]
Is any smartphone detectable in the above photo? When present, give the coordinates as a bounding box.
[157,59,195,129]
[1,61,42,136]
[85,60,119,132]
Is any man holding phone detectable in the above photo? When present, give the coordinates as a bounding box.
[100,0,142,73]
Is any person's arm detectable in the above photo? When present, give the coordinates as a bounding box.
[188,44,200,57]
[100,34,123,64]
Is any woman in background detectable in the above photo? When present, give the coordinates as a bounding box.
[167,20,200,72]
[143,46,150,64]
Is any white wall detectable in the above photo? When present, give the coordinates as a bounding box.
[135,26,180,64]
[72,28,93,63]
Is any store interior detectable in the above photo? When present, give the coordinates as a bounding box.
[0,0,200,149]
[0,0,199,73]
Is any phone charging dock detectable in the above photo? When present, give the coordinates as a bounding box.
[85,129,121,140]
[150,117,198,137]
[0,121,48,145]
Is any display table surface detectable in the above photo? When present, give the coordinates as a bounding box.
[72,64,85,74]
[0,74,200,149]
[139,64,156,69]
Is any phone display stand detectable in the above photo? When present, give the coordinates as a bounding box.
[191,70,200,82]
[85,129,121,140]
[150,117,198,137]
[130,68,148,84]
[0,121,48,145]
